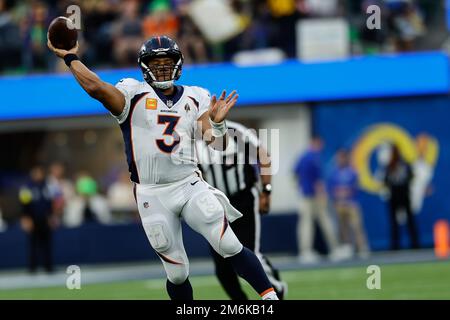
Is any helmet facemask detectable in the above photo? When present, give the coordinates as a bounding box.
[140,54,183,90]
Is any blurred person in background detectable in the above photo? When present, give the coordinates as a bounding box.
[47,161,75,220]
[107,169,138,222]
[142,0,179,41]
[79,0,120,68]
[0,0,445,76]
[110,0,143,67]
[266,0,299,58]
[22,0,53,72]
[386,0,426,52]
[221,0,254,61]
[19,164,58,273]
[176,1,209,64]
[411,133,435,215]
[293,136,351,264]
[0,0,22,72]
[383,144,419,250]
[224,0,280,63]
[64,171,112,227]
[328,148,370,259]
[196,120,288,300]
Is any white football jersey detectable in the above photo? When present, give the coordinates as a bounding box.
[113,78,210,185]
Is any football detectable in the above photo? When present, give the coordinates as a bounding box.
[48,16,78,50]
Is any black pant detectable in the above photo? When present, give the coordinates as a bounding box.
[388,196,419,250]
[29,220,53,273]
[209,189,284,300]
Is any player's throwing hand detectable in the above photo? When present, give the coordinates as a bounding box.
[47,33,79,58]
[209,90,238,123]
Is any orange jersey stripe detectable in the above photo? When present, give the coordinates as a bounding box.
[259,287,275,297]
[156,252,183,265]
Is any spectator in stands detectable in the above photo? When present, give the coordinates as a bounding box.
[110,0,143,67]
[221,0,253,61]
[386,0,426,52]
[0,0,22,72]
[176,2,209,64]
[224,0,280,63]
[79,0,120,68]
[19,164,57,273]
[266,0,299,58]
[142,0,179,41]
[22,0,53,72]
[47,161,75,222]
[244,1,275,50]
[0,0,444,75]
[328,148,370,259]
[383,144,419,250]
[107,170,138,222]
[293,136,351,264]
[64,171,112,227]
[411,134,435,215]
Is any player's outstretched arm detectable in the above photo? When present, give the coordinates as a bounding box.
[199,90,238,150]
[47,39,125,116]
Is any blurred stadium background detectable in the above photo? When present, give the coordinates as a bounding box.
[1,0,450,300]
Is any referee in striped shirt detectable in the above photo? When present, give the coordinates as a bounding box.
[196,121,287,300]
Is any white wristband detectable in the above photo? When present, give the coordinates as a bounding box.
[209,118,227,137]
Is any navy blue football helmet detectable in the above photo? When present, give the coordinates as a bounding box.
[138,36,184,90]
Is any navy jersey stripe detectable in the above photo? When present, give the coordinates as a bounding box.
[119,92,148,183]
[188,96,199,110]
[220,214,228,239]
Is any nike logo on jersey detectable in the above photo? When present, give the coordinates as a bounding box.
[190,180,200,186]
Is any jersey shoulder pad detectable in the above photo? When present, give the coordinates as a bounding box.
[187,85,211,100]
[115,78,141,89]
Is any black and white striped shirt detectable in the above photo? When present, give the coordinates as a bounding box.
[196,121,260,197]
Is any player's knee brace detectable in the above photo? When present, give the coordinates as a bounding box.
[206,217,243,258]
[165,263,189,285]
[215,226,243,258]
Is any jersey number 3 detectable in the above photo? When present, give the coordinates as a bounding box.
[156,115,180,153]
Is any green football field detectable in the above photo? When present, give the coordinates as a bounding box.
[1,261,449,300]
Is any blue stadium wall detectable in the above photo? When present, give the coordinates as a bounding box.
[0,52,449,269]
[0,215,297,269]
[314,95,450,251]
[0,52,448,120]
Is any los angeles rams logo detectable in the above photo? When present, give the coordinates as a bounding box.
[351,123,439,197]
